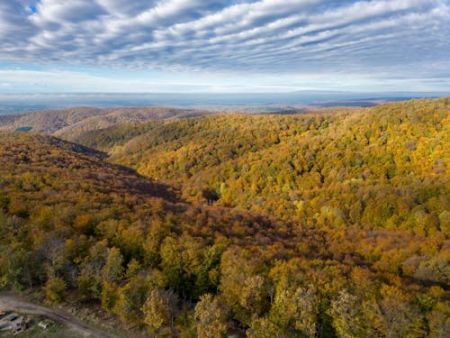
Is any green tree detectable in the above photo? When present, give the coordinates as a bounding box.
[194,294,229,338]
[101,281,118,312]
[269,285,319,337]
[101,247,124,284]
[45,277,67,304]
[247,316,282,338]
[114,276,149,325]
[142,289,178,334]
[330,290,372,338]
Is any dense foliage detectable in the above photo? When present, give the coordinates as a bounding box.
[1,98,449,337]
[79,98,450,234]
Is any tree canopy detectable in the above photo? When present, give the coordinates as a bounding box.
[1,97,449,337]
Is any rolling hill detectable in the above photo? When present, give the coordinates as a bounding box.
[0,98,449,337]
[75,98,450,231]
[0,106,209,141]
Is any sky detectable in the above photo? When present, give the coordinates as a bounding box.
[0,0,449,93]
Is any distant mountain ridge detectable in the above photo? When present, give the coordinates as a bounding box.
[1,91,447,116]
[0,106,210,141]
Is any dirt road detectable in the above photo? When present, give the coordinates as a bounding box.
[0,293,120,338]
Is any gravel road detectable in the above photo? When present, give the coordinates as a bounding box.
[0,293,120,338]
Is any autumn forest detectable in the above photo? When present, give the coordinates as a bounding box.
[0,98,449,337]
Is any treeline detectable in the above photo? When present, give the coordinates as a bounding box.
[0,97,449,337]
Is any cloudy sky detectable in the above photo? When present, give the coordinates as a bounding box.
[0,0,449,93]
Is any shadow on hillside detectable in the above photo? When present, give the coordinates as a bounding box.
[114,163,184,204]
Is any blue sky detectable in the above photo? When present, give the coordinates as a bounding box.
[0,0,449,93]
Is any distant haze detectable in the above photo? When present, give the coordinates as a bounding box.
[1,92,448,115]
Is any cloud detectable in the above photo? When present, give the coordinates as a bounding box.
[0,0,449,91]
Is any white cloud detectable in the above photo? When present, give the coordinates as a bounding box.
[0,0,449,92]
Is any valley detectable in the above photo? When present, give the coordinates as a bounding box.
[0,98,449,337]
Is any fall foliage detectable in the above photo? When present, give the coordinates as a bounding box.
[0,97,449,337]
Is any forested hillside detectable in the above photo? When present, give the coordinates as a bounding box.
[0,134,448,337]
[0,106,208,140]
[1,98,449,337]
[78,98,450,234]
